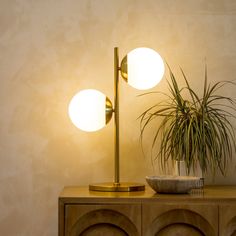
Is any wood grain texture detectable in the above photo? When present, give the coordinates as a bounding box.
[157,224,204,236]
[142,204,217,235]
[79,224,128,236]
[65,204,141,236]
[219,204,236,236]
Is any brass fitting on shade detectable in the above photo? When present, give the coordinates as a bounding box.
[120,55,128,82]
[105,97,113,124]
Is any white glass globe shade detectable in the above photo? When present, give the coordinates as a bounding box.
[127,47,165,90]
[68,89,107,132]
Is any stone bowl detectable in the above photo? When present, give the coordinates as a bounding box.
[146,175,201,194]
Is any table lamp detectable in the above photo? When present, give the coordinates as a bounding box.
[68,47,165,191]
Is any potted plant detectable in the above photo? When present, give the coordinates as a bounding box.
[139,65,236,177]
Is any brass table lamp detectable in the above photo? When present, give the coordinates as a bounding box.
[68,47,165,191]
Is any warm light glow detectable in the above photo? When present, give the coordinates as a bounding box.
[127,47,165,90]
[68,89,106,132]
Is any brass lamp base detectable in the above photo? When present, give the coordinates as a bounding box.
[89,182,145,192]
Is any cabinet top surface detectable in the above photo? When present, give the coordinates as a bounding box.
[59,185,236,203]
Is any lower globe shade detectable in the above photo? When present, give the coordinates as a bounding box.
[68,89,107,132]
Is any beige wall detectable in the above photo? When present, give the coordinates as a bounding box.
[0,0,236,235]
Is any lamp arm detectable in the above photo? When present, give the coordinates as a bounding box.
[114,47,120,186]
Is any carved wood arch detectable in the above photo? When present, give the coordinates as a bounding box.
[69,208,139,236]
[224,215,236,236]
[145,209,215,236]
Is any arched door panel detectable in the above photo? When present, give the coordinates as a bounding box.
[65,204,141,236]
[157,223,204,236]
[220,204,236,236]
[142,203,218,236]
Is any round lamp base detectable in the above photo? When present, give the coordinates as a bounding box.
[89,182,145,192]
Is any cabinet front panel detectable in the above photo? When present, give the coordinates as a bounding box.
[65,204,141,236]
[219,204,236,236]
[142,203,218,236]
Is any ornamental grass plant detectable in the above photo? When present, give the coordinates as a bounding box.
[139,66,236,176]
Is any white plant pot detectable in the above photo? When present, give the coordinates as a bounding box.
[174,160,204,189]
[174,160,203,178]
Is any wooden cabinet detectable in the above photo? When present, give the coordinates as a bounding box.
[59,186,236,236]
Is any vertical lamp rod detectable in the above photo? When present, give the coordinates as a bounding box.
[114,47,120,186]
[89,47,145,191]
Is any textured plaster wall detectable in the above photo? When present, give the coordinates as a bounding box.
[0,0,236,235]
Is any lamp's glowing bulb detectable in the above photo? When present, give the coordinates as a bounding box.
[126,47,165,90]
[68,89,107,132]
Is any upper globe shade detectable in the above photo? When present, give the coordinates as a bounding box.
[68,89,106,132]
[127,47,165,90]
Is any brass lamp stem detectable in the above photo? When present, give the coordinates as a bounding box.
[114,47,120,185]
[89,47,145,192]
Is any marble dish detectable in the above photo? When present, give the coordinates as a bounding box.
[146,175,201,194]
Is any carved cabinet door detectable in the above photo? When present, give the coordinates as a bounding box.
[65,204,141,236]
[219,204,236,236]
[142,203,218,236]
